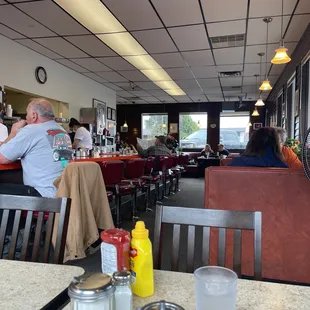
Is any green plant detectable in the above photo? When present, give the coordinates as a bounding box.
[177,147,183,152]
[285,138,301,157]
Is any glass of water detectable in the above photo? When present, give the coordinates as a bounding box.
[194,266,238,310]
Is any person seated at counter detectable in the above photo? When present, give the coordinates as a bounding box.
[0,98,72,197]
[69,118,92,150]
[218,144,230,157]
[200,144,215,158]
[229,127,288,168]
[275,127,302,168]
[137,135,171,157]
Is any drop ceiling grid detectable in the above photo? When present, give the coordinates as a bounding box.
[0,0,307,103]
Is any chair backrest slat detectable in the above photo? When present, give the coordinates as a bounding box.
[43,212,55,263]
[8,210,22,260]
[0,209,9,258]
[186,225,195,273]
[201,226,210,266]
[31,211,44,262]
[218,228,226,267]
[153,205,262,279]
[20,210,33,261]
[171,224,180,271]
[233,229,242,276]
[0,195,71,264]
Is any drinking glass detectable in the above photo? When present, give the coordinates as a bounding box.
[194,266,237,310]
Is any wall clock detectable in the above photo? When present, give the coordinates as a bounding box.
[35,66,47,84]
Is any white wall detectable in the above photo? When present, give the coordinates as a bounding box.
[0,34,116,119]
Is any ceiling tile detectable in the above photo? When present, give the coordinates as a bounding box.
[34,37,88,58]
[185,88,204,95]
[203,87,223,95]
[102,83,122,91]
[56,59,89,73]
[102,0,162,31]
[15,38,63,59]
[191,66,218,78]
[165,67,194,80]
[117,90,135,98]
[295,0,310,14]
[152,53,186,68]
[16,1,90,35]
[83,72,108,83]
[243,76,259,86]
[174,79,200,89]
[189,95,208,102]
[131,99,148,104]
[0,0,7,4]
[142,97,161,103]
[207,20,246,37]
[148,89,170,96]
[97,57,135,71]
[132,29,177,53]
[216,64,244,73]
[0,24,25,39]
[242,85,257,93]
[243,63,270,77]
[0,5,55,37]
[182,50,214,66]
[134,81,161,90]
[152,0,203,27]
[129,90,151,97]
[249,0,297,18]
[118,70,150,81]
[168,25,210,51]
[284,15,310,43]
[156,96,177,103]
[96,71,128,82]
[173,95,192,102]
[201,0,248,22]
[220,77,242,86]
[207,95,224,101]
[214,47,244,65]
[65,35,117,57]
[245,42,296,63]
[269,64,286,76]
[197,78,221,88]
[71,58,112,72]
[247,16,290,45]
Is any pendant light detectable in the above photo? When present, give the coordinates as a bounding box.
[123,111,128,128]
[259,17,273,91]
[162,104,166,128]
[271,0,291,64]
[252,108,260,116]
[254,71,265,107]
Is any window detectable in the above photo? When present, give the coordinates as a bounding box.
[220,112,250,149]
[141,113,168,140]
[179,113,208,148]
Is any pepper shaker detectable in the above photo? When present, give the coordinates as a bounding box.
[113,271,133,310]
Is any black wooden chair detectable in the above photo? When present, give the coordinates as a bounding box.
[0,194,71,264]
[153,205,262,280]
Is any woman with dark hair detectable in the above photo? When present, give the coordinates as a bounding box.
[229,127,288,168]
[69,118,92,150]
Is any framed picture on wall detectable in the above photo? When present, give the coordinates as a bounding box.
[111,109,116,121]
[92,98,106,135]
[107,107,112,120]
[253,123,263,130]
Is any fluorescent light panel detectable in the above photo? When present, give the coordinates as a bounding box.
[54,0,185,96]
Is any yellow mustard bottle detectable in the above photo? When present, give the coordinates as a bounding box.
[130,221,154,297]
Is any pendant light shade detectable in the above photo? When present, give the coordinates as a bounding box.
[259,79,272,91]
[272,0,291,65]
[252,108,260,116]
[162,121,166,128]
[123,121,128,127]
[271,46,291,64]
[255,97,265,106]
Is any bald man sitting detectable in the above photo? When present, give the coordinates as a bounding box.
[0,98,72,198]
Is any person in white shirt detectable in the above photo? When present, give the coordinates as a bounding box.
[69,118,93,150]
[0,118,8,144]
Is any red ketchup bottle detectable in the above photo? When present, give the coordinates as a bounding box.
[100,228,130,274]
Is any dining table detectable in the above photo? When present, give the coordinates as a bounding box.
[134,270,310,309]
[0,260,84,310]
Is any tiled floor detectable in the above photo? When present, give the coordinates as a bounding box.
[67,177,205,273]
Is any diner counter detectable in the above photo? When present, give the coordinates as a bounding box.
[134,270,310,309]
[0,154,140,171]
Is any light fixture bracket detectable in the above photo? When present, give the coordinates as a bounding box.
[263,17,273,23]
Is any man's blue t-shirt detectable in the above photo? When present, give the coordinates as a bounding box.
[0,120,72,197]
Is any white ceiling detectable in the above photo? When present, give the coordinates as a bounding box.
[0,0,309,104]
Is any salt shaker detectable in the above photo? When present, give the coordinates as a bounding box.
[113,271,133,310]
[68,273,115,310]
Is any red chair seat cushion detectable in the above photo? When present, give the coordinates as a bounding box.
[121,178,147,187]
[106,183,133,195]
[140,175,161,182]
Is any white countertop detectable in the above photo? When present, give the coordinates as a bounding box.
[134,270,310,309]
[0,260,84,310]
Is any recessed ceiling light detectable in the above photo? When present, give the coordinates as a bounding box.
[54,0,185,96]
